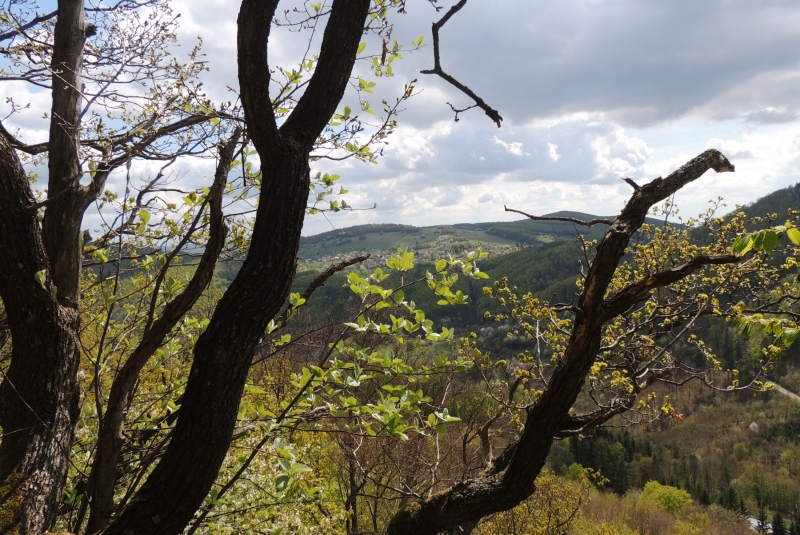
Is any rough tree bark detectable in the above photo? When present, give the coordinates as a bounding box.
[0,0,89,532]
[383,149,736,535]
[0,112,83,535]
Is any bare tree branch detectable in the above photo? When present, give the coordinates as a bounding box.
[384,149,736,535]
[0,120,49,155]
[0,10,58,43]
[273,254,371,329]
[421,0,503,127]
[504,206,614,227]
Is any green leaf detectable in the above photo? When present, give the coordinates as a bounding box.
[278,457,292,471]
[357,42,366,55]
[291,462,313,474]
[788,227,800,245]
[731,234,747,254]
[393,290,405,304]
[139,208,150,225]
[761,230,779,252]
[782,328,799,348]
[734,233,755,255]
[275,474,291,492]
[34,270,46,287]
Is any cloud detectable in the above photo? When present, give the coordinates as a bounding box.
[704,138,754,160]
[6,0,800,238]
[547,143,560,161]
[592,125,653,180]
[493,136,527,156]
[301,113,659,234]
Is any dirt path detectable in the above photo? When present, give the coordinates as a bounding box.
[767,381,800,403]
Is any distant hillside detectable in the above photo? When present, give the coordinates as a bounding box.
[739,182,800,223]
[298,211,618,264]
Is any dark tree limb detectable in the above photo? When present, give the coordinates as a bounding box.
[188,252,376,534]
[235,0,281,154]
[504,206,614,227]
[421,0,503,127]
[0,9,58,42]
[0,120,50,155]
[622,177,640,191]
[0,102,82,535]
[85,129,241,534]
[100,2,372,534]
[0,2,89,531]
[553,396,636,438]
[602,253,740,321]
[384,149,735,535]
[281,1,377,148]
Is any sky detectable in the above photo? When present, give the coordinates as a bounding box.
[6,0,800,236]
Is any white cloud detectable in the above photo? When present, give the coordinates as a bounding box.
[704,138,754,160]
[493,136,526,156]
[592,125,653,180]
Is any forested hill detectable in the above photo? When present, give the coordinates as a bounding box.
[300,211,614,243]
[740,182,800,221]
[296,211,630,271]
[280,182,800,331]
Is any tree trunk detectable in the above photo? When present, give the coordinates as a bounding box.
[43,0,87,303]
[101,144,311,535]
[0,125,82,535]
[0,1,99,532]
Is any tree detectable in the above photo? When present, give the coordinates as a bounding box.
[2,2,800,535]
[757,505,770,533]
[775,511,788,535]
[0,0,403,532]
[383,154,791,534]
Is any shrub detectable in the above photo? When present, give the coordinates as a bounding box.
[642,481,693,515]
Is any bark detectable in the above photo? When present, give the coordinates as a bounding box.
[42,0,88,303]
[100,1,370,534]
[85,131,241,534]
[0,125,81,534]
[384,150,735,535]
[0,1,90,532]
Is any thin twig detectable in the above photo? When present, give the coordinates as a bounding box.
[421,0,503,127]
[504,206,613,227]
